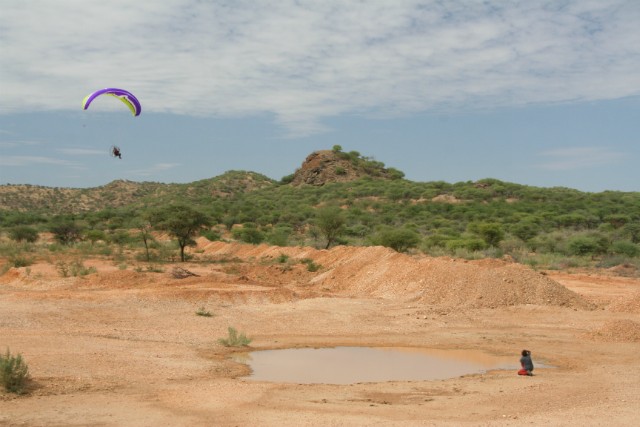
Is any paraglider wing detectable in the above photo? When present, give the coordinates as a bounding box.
[82,88,141,116]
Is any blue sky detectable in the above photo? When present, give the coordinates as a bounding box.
[1,0,639,192]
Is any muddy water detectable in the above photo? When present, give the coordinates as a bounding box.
[234,347,520,384]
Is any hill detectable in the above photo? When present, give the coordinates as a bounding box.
[0,147,406,213]
[1,147,639,271]
[0,171,275,214]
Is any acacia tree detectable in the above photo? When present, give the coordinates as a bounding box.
[376,228,421,253]
[49,219,82,245]
[149,205,211,262]
[315,206,345,249]
[133,219,154,262]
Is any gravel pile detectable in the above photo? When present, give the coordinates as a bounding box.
[608,292,640,313]
[585,319,640,343]
[197,241,593,309]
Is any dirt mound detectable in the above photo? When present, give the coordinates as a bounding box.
[195,241,592,309]
[608,292,640,313]
[80,270,156,289]
[585,319,640,342]
[0,267,22,284]
[408,259,590,309]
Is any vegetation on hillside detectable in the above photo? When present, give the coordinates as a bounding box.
[0,149,639,272]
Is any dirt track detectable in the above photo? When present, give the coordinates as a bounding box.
[1,242,640,426]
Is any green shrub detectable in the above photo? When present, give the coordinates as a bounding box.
[201,229,221,241]
[567,236,606,256]
[610,241,640,257]
[218,327,252,347]
[446,238,486,252]
[49,220,82,245]
[233,226,265,244]
[471,222,505,247]
[510,221,540,241]
[9,255,33,268]
[266,228,290,246]
[9,226,39,243]
[1,348,29,394]
[84,229,107,245]
[596,255,633,269]
[56,260,97,277]
[300,258,321,272]
[196,307,213,317]
[375,228,420,253]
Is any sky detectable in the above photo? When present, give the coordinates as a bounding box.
[1,1,639,193]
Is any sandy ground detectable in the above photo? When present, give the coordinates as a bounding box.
[1,242,640,426]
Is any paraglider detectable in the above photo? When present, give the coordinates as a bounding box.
[82,88,141,116]
[82,88,141,159]
[110,145,122,159]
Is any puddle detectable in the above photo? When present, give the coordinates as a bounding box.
[233,346,521,384]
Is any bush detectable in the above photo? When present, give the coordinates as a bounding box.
[567,235,607,256]
[610,240,640,257]
[233,226,265,244]
[376,228,420,253]
[9,255,33,268]
[200,229,221,241]
[196,307,213,317]
[510,221,539,241]
[446,238,487,252]
[300,258,321,272]
[49,220,82,245]
[56,260,97,277]
[9,226,39,243]
[473,223,505,247]
[84,229,107,245]
[266,228,290,246]
[1,348,29,394]
[218,327,252,347]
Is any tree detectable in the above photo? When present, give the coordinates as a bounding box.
[84,229,107,246]
[469,222,505,247]
[376,228,420,253]
[9,226,39,243]
[567,233,609,256]
[149,205,211,262]
[511,220,540,242]
[49,220,82,245]
[232,223,265,244]
[133,219,154,262]
[315,206,346,249]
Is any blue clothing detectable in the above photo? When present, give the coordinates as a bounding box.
[520,354,534,372]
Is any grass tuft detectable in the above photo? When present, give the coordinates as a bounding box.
[0,348,29,394]
[196,307,213,317]
[218,326,252,347]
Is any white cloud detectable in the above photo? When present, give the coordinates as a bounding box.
[0,140,44,148]
[58,148,106,156]
[0,155,78,167]
[537,147,625,170]
[1,1,639,136]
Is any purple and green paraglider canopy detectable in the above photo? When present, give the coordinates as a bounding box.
[82,88,141,116]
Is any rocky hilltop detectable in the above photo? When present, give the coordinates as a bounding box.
[290,149,403,186]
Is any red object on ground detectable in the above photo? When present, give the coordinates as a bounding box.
[518,368,529,376]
